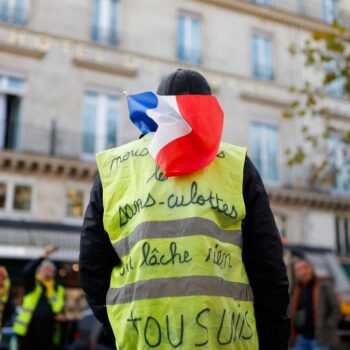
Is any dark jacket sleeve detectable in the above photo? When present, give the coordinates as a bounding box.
[23,257,44,293]
[242,156,291,350]
[79,174,119,343]
[3,286,15,326]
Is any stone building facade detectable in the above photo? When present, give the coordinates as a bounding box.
[0,0,350,282]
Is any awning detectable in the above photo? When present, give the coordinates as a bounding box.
[0,225,80,262]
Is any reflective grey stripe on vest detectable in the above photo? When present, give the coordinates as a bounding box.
[107,276,253,305]
[21,307,33,314]
[113,217,242,259]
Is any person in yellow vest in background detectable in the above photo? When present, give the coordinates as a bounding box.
[0,266,12,341]
[14,245,65,350]
[79,69,290,350]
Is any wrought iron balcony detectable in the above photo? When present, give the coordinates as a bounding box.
[0,120,118,161]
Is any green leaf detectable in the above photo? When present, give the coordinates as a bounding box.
[312,32,324,41]
[282,110,292,119]
[345,80,350,96]
[322,130,329,139]
[321,159,328,168]
[290,100,299,109]
[319,107,330,115]
[294,148,305,164]
[326,40,345,53]
[324,72,338,84]
[343,131,350,144]
[320,54,333,62]
[306,95,316,107]
[289,43,297,55]
[302,125,309,133]
[305,55,315,66]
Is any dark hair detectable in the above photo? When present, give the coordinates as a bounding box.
[293,258,314,270]
[157,69,212,96]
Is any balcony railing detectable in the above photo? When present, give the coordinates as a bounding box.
[1,120,349,199]
[0,5,28,26]
[0,120,119,161]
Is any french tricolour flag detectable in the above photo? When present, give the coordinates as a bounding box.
[127,92,224,177]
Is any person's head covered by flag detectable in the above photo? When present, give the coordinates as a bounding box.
[126,69,224,177]
[81,68,291,350]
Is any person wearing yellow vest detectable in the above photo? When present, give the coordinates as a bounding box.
[0,266,12,342]
[79,69,290,350]
[14,245,65,350]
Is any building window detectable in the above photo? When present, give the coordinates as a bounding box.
[250,121,279,183]
[297,0,306,15]
[252,33,273,81]
[336,217,350,256]
[0,183,6,209]
[13,184,32,211]
[326,77,345,98]
[250,0,270,6]
[66,189,84,218]
[328,134,350,193]
[177,13,201,65]
[0,0,29,26]
[325,61,345,98]
[91,0,119,46]
[82,91,119,158]
[322,0,338,24]
[0,75,26,150]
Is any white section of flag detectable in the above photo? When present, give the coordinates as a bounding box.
[146,95,192,157]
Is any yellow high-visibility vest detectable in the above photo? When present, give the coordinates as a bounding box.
[0,276,10,330]
[97,134,258,349]
[13,283,64,337]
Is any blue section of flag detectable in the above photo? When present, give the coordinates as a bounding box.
[127,92,159,134]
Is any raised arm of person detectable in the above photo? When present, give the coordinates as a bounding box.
[22,245,56,293]
[79,174,119,342]
[241,157,291,350]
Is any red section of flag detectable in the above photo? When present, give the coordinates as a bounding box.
[155,95,224,177]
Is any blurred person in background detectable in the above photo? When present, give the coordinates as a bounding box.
[80,69,290,350]
[0,266,13,341]
[291,258,340,350]
[14,245,65,350]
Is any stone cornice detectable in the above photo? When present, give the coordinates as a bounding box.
[1,151,350,210]
[73,57,137,77]
[0,41,45,59]
[194,0,349,35]
[267,186,350,211]
[240,90,289,109]
[0,150,97,181]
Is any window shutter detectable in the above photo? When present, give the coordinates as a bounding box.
[191,17,201,64]
[82,92,97,155]
[91,0,100,42]
[177,15,185,61]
